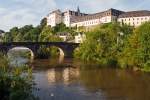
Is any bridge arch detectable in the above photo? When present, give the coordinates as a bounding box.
[0,42,80,59]
[46,43,79,58]
[7,47,35,60]
[44,46,65,57]
[44,46,65,63]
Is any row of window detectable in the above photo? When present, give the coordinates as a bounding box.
[121,17,149,21]
[122,21,148,26]
[80,15,111,21]
[75,17,111,24]
[74,20,105,26]
[72,17,116,26]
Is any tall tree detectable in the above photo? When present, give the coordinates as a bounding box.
[40,18,47,30]
[119,22,150,71]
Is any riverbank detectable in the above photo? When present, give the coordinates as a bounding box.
[0,53,37,100]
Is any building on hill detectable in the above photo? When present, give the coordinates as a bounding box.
[118,10,150,27]
[71,8,123,28]
[46,8,123,28]
[46,8,150,28]
[47,10,62,27]
[46,7,88,27]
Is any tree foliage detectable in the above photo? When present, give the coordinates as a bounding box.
[75,22,150,71]
[75,22,133,66]
[119,22,150,71]
[0,53,37,100]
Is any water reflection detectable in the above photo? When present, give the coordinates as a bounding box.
[47,68,80,85]
[8,49,32,66]
[33,63,150,100]
[59,54,64,64]
[33,67,104,100]
[79,68,150,100]
[7,52,150,100]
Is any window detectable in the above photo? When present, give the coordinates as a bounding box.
[129,22,130,25]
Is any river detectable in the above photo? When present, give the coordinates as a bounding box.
[9,51,150,100]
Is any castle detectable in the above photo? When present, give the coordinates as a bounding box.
[46,7,150,28]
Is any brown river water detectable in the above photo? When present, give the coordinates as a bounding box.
[30,58,150,100]
[8,50,150,100]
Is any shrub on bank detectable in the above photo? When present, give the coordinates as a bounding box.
[0,53,37,100]
[74,22,150,72]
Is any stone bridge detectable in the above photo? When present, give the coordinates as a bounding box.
[0,42,80,58]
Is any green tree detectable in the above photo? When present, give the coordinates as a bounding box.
[0,53,37,100]
[74,22,133,66]
[38,25,63,58]
[39,26,53,42]
[23,27,41,42]
[40,18,47,30]
[75,23,119,64]
[2,32,13,42]
[119,22,150,71]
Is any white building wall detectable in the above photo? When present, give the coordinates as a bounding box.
[71,16,113,27]
[118,16,150,27]
[63,11,71,27]
[47,13,56,27]
[55,13,62,25]
[47,11,62,27]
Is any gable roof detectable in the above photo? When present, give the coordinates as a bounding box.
[71,8,124,23]
[119,10,150,18]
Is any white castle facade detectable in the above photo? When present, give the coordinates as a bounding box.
[46,7,150,28]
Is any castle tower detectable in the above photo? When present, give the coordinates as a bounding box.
[77,6,80,15]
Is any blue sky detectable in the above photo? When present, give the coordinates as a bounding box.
[0,0,150,31]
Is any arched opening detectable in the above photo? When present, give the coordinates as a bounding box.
[37,46,65,63]
[58,48,65,63]
[7,47,34,66]
[48,46,65,64]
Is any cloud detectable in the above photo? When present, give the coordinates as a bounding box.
[13,0,57,12]
[0,0,57,31]
[54,0,119,13]
[0,8,37,31]
[79,0,119,13]
[0,0,150,31]
[55,0,150,13]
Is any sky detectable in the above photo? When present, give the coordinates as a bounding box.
[0,0,150,31]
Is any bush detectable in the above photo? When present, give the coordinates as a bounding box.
[0,53,37,100]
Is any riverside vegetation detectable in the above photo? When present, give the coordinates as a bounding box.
[74,22,150,72]
[2,17,150,72]
[0,53,37,100]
